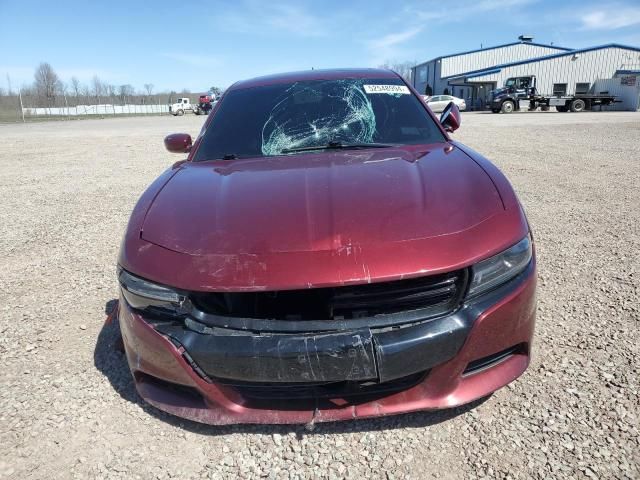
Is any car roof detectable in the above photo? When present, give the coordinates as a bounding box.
[231,68,400,90]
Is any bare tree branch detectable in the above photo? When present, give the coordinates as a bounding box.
[34,62,59,107]
[118,84,134,105]
[91,75,102,103]
[70,76,81,98]
[377,60,414,83]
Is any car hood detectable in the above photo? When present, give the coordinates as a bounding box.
[141,144,504,257]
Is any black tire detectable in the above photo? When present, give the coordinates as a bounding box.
[570,99,586,112]
[500,101,515,114]
[176,109,184,116]
[556,106,568,112]
[491,108,500,113]
[541,105,550,111]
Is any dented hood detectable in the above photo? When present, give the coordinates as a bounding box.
[141,144,504,257]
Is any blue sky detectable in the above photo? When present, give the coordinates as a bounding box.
[1,0,639,93]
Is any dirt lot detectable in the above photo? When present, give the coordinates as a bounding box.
[0,111,638,479]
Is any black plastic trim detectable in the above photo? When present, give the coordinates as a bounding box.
[152,261,534,385]
[463,344,524,376]
[187,269,469,334]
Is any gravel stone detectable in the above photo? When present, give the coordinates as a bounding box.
[0,112,638,479]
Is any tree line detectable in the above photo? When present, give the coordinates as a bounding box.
[1,60,414,111]
[0,62,206,109]
[376,61,414,83]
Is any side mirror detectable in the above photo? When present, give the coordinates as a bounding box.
[440,102,461,133]
[164,133,192,153]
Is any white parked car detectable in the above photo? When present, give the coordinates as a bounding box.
[422,95,466,113]
[169,98,195,116]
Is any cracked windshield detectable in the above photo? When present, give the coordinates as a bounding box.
[194,77,445,161]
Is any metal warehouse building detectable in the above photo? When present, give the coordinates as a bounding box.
[411,37,640,111]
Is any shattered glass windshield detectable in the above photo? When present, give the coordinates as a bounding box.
[194,77,446,161]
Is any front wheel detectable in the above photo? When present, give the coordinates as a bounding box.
[176,109,184,116]
[501,101,515,113]
[570,99,586,112]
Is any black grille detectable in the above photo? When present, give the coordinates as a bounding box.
[222,371,427,408]
[190,270,466,321]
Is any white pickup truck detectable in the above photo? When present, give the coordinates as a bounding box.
[169,98,194,116]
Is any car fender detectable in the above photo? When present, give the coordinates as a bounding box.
[450,141,522,213]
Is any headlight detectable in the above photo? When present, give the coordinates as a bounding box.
[467,235,532,297]
[118,268,187,314]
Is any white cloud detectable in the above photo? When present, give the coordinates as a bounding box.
[216,1,328,38]
[409,0,536,23]
[264,4,328,37]
[364,27,423,66]
[368,27,423,50]
[581,7,640,30]
[364,0,537,65]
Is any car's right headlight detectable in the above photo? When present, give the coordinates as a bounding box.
[467,234,532,298]
[118,267,187,315]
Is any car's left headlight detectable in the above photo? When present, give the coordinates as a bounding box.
[467,234,532,298]
[118,267,187,315]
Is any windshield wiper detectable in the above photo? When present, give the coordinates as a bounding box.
[281,141,397,154]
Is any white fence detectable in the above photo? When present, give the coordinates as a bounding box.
[22,103,170,116]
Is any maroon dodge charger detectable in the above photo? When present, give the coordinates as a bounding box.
[117,69,536,425]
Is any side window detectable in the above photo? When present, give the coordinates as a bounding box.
[553,83,567,96]
[430,96,441,102]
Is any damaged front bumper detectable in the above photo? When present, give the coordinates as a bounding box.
[118,261,536,425]
[153,310,468,385]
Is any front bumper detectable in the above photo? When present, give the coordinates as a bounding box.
[118,261,536,425]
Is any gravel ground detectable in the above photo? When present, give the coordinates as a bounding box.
[0,111,638,479]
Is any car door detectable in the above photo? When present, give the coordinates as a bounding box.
[448,95,462,108]
[515,78,531,99]
[442,96,455,110]
[428,96,443,112]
